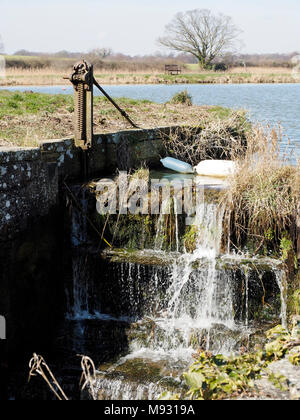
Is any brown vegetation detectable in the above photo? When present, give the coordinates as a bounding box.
[223,125,300,259]
[162,110,249,166]
[0,66,296,87]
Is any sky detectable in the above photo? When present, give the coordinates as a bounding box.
[0,0,300,55]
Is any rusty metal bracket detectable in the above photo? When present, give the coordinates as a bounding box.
[68,60,94,150]
[66,60,139,179]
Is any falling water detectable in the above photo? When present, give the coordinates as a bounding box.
[173,196,180,253]
[148,201,239,356]
[275,270,288,329]
[242,267,250,328]
[67,184,288,400]
[154,197,171,251]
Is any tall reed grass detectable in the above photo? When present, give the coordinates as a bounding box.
[223,124,299,258]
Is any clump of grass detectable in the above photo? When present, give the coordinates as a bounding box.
[222,125,300,258]
[168,90,193,106]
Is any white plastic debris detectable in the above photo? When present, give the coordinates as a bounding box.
[160,157,194,174]
[194,160,236,178]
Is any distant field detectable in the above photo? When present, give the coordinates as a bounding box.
[0,69,296,87]
[185,63,293,75]
[0,56,296,86]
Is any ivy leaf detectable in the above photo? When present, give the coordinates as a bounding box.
[184,372,205,390]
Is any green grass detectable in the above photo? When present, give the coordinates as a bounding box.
[0,90,73,117]
[206,106,236,119]
[94,96,152,106]
[0,90,245,150]
[0,91,155,118]
[5,54,41,61]
[185,63,200,71]
[0,90,235,120]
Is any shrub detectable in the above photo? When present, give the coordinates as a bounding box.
[168,90,193,106]
[213,63,228,72]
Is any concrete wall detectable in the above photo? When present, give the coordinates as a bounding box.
[0,126,172,241]
[0,127,173,384]
[0,147,58,240]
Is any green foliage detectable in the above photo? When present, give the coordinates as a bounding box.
[183,226,198,252]
[265,228,275,242]
[280,234,293,262]
[176,324,300,400]
[267,372,289,391]
[289,352,300,366]
[206,106,232,119]
[291,290,300,315]
[0,90,73,117]
[183,352,263,400]
[264,325,291,360]
[94,96,153,107]
[168,90,193,106]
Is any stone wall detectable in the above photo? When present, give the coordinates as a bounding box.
[0,126,172,241]
[0,126,173,385]
[0,147,58,240]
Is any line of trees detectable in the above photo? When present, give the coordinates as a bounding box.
[9,48,298,69]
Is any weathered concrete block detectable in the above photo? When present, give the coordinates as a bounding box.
[0,126,179,239]
[0,160,58,241]
[0,147,41,164]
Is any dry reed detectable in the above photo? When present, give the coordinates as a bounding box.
[222,124,299,256]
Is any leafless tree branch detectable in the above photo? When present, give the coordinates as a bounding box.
[157,9,242,68]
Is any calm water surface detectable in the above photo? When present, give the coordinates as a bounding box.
[1,83,299,160]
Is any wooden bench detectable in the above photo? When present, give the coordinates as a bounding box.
[165,64,181,75]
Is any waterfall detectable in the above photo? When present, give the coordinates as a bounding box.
[174,196,180,253]
[66,183,289,400]
[275,270,288,329]
[70,187,88,247]
[95,377,164,400]
[154,197,171,251]
[143,201,238,356]
[242,266,250,328]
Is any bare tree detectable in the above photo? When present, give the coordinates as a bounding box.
[158,9,242,69]
[88,48,112,60]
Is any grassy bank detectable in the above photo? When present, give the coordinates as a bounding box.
[0,66,297,87]
[0,90,248,147]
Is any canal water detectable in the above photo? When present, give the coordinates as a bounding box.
[1,83,300,160]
